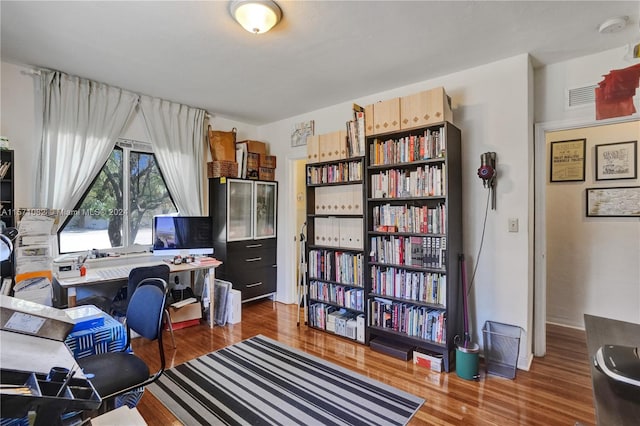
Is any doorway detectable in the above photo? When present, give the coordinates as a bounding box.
[533,117,640,356]
[289,157,307,307]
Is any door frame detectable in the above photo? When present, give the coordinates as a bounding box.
[282,154,307,305]
[533,114,638,356]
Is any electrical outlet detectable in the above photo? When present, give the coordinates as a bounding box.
[508,218,519,233]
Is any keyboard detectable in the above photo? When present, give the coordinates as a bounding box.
[95,266,134,281]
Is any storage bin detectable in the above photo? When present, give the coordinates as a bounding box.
[307,135,319,162]
[236,140,267,156]
[259,154,277,169]
[400,87,453,129]
[482,321,522,379]
[207,160,238,178]
[372,98,401,135]
[258,167,275,181]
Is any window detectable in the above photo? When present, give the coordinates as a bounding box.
[58,140,177,253]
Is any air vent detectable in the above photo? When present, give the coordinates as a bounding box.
[566,84,597,109]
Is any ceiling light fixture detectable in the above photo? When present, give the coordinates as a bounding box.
[230,0,282,35]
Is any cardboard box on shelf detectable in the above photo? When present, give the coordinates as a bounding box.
[247,152,260,169]
[259,154,277,169]
[259,167,275,181]
[237,140,267,156]
[247,153,260,179]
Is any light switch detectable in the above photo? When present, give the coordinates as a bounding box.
[508,218,519,233]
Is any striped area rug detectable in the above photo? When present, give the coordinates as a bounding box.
[147,335,424,425]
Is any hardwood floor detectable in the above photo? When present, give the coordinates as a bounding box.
[132,300,596,425]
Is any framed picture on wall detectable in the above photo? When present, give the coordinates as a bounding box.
[595,140,637,181]
[586,186,640,217]
[550,139,586,182]
[291,120,315,147]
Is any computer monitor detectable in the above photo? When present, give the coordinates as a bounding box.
[152,216,214,257]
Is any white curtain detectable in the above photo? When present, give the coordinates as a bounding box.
[139,96,206,215]
[36,71,138,209]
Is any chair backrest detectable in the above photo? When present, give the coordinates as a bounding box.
[125,283,167,377]
[127,264,171,302]
[126,284,165,340]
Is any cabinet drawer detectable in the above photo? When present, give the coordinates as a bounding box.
[233,265,277,300]
[227,240,276,264]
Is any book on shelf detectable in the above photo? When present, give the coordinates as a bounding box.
[346,104,366,158]
[0,161,11,179]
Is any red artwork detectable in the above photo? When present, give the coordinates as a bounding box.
[595,62,640,120]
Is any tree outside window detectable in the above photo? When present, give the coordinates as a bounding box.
[58,141,177,253]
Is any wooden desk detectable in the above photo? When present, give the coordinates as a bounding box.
[584,314,640,426]
[57,258,222,328]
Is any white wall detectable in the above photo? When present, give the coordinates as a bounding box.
[535,46,635,123]
[546,123,640,327]
[260,54,535,368]
[1,62,38,209]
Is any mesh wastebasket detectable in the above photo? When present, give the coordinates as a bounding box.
[482,321,522,379]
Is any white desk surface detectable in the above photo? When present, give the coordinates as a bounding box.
[57,258,221,288]
[0,330,84,378]
[55,256,222,329]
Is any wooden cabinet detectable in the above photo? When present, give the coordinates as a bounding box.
[209,178,277,302]
[365,121,462,372]
[0,149,14,282]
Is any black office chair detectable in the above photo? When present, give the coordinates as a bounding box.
[111,264,176,348]
[77,282,167,411]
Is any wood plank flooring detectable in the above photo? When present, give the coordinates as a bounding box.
[132,300,595,425]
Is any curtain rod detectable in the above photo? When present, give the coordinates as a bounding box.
[19,66,214,119]
[20,68,41,76]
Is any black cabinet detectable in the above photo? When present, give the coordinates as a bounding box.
[209,178,277,302]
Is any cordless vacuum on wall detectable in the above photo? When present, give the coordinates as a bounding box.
[477,152,497,210]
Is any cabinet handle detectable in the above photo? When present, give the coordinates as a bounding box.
[246,282,263,288]
[246,244,262,248]
[245,257,262,262]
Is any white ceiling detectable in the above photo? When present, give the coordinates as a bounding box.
[2,1,639,125]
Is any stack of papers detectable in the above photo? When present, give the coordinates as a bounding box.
[14,212,57,305]
[170,297,197,309]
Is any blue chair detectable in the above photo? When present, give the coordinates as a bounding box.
[77,281,167,411]
[111,264,176,348]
